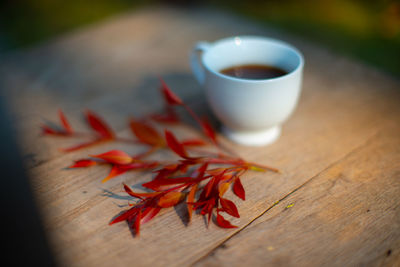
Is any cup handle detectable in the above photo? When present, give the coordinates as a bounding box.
[190,42,210,85]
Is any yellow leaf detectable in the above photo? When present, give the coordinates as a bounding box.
[249,166,267,172]
[218,182,230,197]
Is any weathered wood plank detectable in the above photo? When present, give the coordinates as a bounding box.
[194,122,400,267]
[0,6,399,267]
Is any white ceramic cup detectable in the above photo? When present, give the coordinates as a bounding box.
[190,36,304,146]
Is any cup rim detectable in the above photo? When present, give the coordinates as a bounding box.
[201,35,304,83]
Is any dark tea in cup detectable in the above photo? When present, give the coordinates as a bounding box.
[220,64,287,79]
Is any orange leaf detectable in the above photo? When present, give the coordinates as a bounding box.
[220,198,240,218]
[91,150,133,165]
[165,130,188,158]
[221,173,234,182]
[233,178,245,200]
[102,165,126,183]
[59,109,72,134]
[158,191,184,208]
[69,159,97,168]
[85,110,114,139]
[130,119,164,146]
[123,183,160,199]
[216,213,237,229]
[160,77,183,106]
[187,184,198,221]
[218,182,230,197]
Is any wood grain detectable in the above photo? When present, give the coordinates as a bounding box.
[194,122,400,267]
[0,5,399,267]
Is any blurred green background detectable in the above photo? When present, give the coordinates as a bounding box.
[1,0,399,76]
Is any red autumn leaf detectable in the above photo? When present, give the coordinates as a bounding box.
[198,198,216,225]
[61,139,105,152]
[41,110,73,136]
[204,176,216,198]
[102,165,126,183]
[91,150,133,165]
[130,119,164,146]
[153,165,179,180]
[165,130,188,158]
[202,170,226,198]
[151,107,180,124]
[181,139,207,147]
[123,183,160,199]
[134,210,141,236]
[59,110,72,134]
[120,161,159,172]
[85,110,114,139]
[41,125,58,135]
[220,198,240,218]
[160,77,183,106]
[109,207,138,225]
[200,117,217,145]
[125,161,160,170]
[187,184,198,221]
[233,177,245,200]
[158,191,184,208]
[141,207,161,224]
[216,213,238,229]
[69,159,97,168]
[41,125,69,136]
[41,125,60,136]
[102,162,159,183]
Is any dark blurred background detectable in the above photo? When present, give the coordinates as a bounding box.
[0,0,399,76]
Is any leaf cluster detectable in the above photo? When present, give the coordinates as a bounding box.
[42,78,278,236]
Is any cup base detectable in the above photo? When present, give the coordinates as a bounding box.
[222,125,281,146]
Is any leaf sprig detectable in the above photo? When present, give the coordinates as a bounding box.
[42,78,279,236]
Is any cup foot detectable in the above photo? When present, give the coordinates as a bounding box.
[222,126,281,146]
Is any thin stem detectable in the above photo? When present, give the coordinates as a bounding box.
[66,131,141,145]
[183,104,203,128]
[187,147,232,159]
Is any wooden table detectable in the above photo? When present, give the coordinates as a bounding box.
[1,6,399,267]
